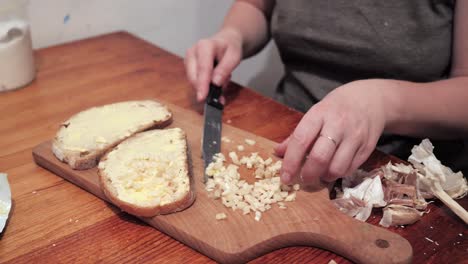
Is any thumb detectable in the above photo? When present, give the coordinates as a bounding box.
[212,46,241,86]
[274,136,290,157]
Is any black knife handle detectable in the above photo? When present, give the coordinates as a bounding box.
[207,83,224,110]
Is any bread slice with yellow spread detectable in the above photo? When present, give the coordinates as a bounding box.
[98,128,195,217]
[52,100,172,170]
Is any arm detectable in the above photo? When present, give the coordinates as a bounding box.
[382,0,468,138]
[276,2,468,185]
[222,0,275,58]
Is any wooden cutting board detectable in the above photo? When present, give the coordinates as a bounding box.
[32,102,412,264]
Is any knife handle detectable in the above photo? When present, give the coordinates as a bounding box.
[207,83,224,110]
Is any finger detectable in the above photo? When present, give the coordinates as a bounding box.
[322,139,360,182]
[280,114,323,184]
[274,136,290,157]
[212,46,241,86]
[195,40,216,101]
[345,137,377,176]
[220,95,226,105]
[218,75,231,105]
[300,134,338,185]
[184,48,198,87]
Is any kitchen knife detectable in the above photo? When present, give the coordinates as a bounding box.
[202,83,224,183]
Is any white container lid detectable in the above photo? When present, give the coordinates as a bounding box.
[0,173,11,233]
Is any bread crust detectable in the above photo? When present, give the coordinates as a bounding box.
[98,129,195,217]
[52,101,172,170]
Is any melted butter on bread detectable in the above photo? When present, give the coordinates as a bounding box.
[52,100,172,170]
[98,128,191,209]
[57,101,170,151]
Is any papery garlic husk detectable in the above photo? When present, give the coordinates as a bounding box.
[379,204,424,227]
[342,176,387,221]
[332,195,366,218]
[382,162,416,182]
[409,139,468,199]
[441,171,468,199]
[382,178,428,210]
[343,176,387,207]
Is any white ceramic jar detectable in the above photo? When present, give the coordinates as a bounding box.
[0,0,35,92]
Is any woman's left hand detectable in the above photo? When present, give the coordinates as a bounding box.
[275,79,397,185]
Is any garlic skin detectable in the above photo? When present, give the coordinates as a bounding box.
[342,176,386,221]
[334,139,468,226]
[409,139,467,199]
[409,139,468,224]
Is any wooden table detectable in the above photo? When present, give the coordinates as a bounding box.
[0,32,466,263]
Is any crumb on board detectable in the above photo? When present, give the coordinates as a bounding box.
[245,139,256,146]
[425,237,434,243]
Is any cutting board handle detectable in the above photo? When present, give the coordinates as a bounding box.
[291,213,413,264]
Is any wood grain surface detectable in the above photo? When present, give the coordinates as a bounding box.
[33,103,412,264]
[0,32,466,264]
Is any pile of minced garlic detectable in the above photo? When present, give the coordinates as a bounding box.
[205,148,300,221]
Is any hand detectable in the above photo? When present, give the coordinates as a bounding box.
[185,28,243,102]
[275,80,395,186]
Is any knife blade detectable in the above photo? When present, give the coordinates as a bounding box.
[202,83,224,183]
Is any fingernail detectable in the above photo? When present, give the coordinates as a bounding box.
[281,172,291,183]
[197,91,203,101]
[212,74,223,86]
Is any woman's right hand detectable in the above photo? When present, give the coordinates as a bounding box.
[185,28,243,102]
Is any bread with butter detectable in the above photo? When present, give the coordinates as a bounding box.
[98,128,195,217]
[52,100,172,170]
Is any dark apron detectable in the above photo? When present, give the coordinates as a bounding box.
[270,0,468,174]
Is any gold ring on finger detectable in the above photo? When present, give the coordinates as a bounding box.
[319,134,338,146]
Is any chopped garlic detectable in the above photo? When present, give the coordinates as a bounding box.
[221,137,231,143]
[228,151,240,165]
[216,213,227,220]
[205,151,297,221]
[245,139,256,146]
[278,202,287,209]
[285,192,297,202]
[254,211,262,221]
[237,145,245,151]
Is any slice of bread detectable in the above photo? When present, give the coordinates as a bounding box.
[52,100,172,170]
[98,128,195,217]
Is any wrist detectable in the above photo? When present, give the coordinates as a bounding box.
[216,27,244,55]
[371,79,406,134]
